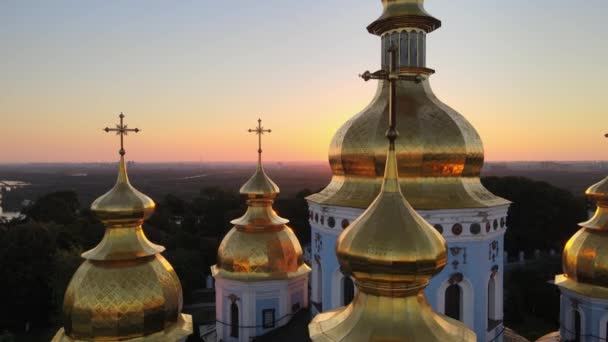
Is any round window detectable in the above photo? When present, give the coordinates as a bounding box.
[328,217,336,228]
[470,223,481,235]
[493,220,498,230]
[341,219,350,229]
[434,224,444,234]
[500,217,506,228]
[452,224,463,236]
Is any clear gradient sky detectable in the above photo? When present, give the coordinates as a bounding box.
[1,0,607,163]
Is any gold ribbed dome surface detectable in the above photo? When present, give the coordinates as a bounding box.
[308,80,509,210]
[557,176,608,298]
[53,120,192,342]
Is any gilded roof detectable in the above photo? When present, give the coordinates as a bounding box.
[309,124,474,342]
[557,175,608,297]
[307,80,509,210]
[309,31,475,340]
[53,156,192,341]
[214,136,310,281]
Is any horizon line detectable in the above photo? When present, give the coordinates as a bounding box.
[1,159,608,165]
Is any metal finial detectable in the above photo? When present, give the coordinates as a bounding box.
[103,113,141,156]
[248,118,271,164]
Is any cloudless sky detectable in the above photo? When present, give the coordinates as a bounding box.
[1,0,607,163]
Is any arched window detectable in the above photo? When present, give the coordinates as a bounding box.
[400,31,409,66]
[573,310,581,342]
[445,284,462,321]
[230,302,239,338]
[488,276,497,329]
[343,277,355,306]
[315,261,323,305]
[382,35,389,69]
[418,31,425,67]
[391,32,399,68]
[409,31,418,67]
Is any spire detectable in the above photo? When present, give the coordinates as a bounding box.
[240,118,280,197]
[52,113,192,342]
[308,46,475,341]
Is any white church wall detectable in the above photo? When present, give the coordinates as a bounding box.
[213,273,309,342]
[558,287,608,342]
[308,200,510,342]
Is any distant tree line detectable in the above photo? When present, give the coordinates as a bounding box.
[482,176,587,255]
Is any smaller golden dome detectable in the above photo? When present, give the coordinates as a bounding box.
[213,122,310,281]
[91,156,155,227]
[337,148,447,295]
[215,178,309,281]
[239,163,280,198]
[53,116,192,342]
[586,175,608,203]
[557,175,608,298]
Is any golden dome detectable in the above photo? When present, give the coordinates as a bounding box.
[310,46,475,340]
[239,163,280,198]
[308,81,510,210]
[91,156,155,227]
[309,136,475,341]
[556,175,608,298]
[52,125,192,341]
[337,148,448,293]
[213,124,310,281]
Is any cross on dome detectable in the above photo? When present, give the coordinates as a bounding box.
[248,118,271,164]
[103,112,140,156]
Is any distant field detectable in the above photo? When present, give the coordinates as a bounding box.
[0,162,332,210]
[1,161,606,210]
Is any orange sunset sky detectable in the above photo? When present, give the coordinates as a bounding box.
[1,0,607,163]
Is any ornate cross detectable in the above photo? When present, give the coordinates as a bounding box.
[360,45,400,148]
[248,118,271,163]
[103,113,140,156]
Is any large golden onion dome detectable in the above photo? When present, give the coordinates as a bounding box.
[52,116,191,341]
[309,47,475,339]
[213,120,310,281]
[307,0,509,210]
[556,175,608,298]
